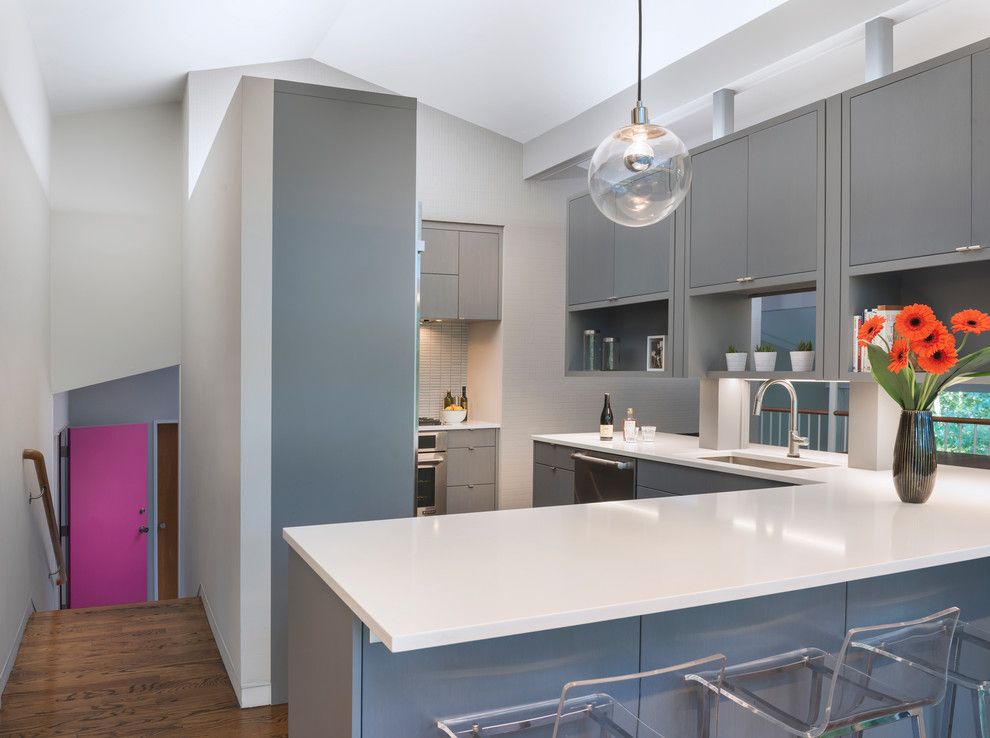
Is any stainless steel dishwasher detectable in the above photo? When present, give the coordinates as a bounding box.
[571,450,635,504]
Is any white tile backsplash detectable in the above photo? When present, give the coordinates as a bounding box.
[418,322,468,418]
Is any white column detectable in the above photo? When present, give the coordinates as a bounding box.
[699,378,751,450]
[712,88,736,139]
[847,382,901,470]
[865,17,894,82]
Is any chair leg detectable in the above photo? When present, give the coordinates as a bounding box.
[940,683,958,738]
[696,686,712,738]
[911,708,928,738]
[975,689,990,738]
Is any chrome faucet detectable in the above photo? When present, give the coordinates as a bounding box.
[753,379,809,458]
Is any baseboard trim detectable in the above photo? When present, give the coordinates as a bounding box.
[0,601,33,708]
[198,584,272,708]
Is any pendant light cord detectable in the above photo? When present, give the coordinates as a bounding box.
[636,0,643,105]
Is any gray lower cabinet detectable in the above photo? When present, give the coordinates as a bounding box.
[689,137,749,288]
[637,460,792,496]
[567,194,615,305]
[533,463,576,507]
[458,231,500,320]
[421,223,501,320]
[445,430,497,513]
[747,110,819,279]
[420,273,458,319]
[847,56,973,265]
[613,218,672,298]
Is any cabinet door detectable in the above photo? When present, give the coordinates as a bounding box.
[421,228,458,274]
[974,50,990,251]
[567,194,614,305]
[848,58,972,265]
[447,446,496,486]
[613,218,671,298]
[689,138,749,287]
[747,111,820,279]
[420,273,458,319]
[446,484,495,514]
[458,231,500,320]
[533,464,575,507]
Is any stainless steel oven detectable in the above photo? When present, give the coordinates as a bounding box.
[416,432,447,516]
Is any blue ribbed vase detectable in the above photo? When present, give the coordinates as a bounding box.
[892,410,937,504]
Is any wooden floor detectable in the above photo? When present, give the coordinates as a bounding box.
[0,598,287,737]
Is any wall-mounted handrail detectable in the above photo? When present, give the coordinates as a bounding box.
[23,449,66,586]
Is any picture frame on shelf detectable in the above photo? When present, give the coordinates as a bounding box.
[646,335,666,371]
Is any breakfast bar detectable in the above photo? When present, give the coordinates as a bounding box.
[284,433,990,738]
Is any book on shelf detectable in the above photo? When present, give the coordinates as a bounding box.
[853,305,903,372]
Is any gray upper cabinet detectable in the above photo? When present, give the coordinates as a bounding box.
[973,50,990,251]
[458,231,500,320]
[420,273,458,319]
[421,223,501,320]
[848,57,972,265]
[421,228,458,274]
[689,137,749,288]
[614,218,672,298]
[747,111,820,279]
[567,194,615,305]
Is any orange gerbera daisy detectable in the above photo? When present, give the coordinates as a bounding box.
[913,321,953,357]
[887,338,910,373]
[951,309,990,335]
[917,342,958,375]
[895,304,938,341]
[857,315,885,346]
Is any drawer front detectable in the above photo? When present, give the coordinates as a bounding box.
[447,446,496,486]
[533,464,575,507]
[447,429,497,449]
[638,460,788,495]
[446,484,495,514]
[533,442,576,471]
[636,485,677,499]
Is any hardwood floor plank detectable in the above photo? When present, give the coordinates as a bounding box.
[0,598,285,737]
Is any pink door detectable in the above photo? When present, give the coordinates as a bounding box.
[69,424,149,608]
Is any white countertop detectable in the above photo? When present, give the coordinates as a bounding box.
[283,431,990,653]
[418,420,500,432]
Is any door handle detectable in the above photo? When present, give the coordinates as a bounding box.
[138,526,150,534]
[570,453,633,470]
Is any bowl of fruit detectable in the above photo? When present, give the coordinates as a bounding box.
[441,405,467,425]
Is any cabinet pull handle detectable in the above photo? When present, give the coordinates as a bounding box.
[550,466,557,472]
[468,446,475,451]
[735,276,747,283]
[607,296,618,302]
[955,245,971,252]
[468,484,475,488]
[969,244,984,251]
[956,245,984,253]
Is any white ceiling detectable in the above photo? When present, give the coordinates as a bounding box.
[25,0,787,140]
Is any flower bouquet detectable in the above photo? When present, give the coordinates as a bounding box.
[858,304,990,502]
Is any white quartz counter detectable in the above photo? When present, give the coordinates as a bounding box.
[283,431,990,653]
[418,420,500,432]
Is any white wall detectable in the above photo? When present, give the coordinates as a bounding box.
[181,77,274,707]
[0,0,55,702]
[51,102,182,392]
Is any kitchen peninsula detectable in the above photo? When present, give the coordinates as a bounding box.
[284,432,990,738]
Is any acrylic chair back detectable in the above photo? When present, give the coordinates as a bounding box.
[551,653,727,738]
[821,607,960,731]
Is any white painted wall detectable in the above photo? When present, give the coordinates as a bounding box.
[181,77,274,707]
[50,102,182,393]
[0,0,55,703]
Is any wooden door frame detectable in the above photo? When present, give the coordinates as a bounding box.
[153,420,179,600]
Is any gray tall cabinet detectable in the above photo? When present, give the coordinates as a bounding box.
[271,82,417,702]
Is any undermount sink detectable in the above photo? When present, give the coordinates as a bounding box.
[699,454,831,472]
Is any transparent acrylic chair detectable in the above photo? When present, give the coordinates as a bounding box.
[936,620,990,737]
[436,653,726,738]
[685,607,959,738]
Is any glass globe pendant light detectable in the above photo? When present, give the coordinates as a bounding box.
[588,0,691,228]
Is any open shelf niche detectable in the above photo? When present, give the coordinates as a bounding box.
[843,259,990,380]
[565,298,671,376]
[687,283,823,378]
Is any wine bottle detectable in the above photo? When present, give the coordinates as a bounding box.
[599,393,614,441]
[460,385,468,419]
[444,389,455,409]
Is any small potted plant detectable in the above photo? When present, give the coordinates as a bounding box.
[725,344,747,372]
[753,342,777,372]
[790,340,815,372]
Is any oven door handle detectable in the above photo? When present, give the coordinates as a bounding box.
[570,453,633,471]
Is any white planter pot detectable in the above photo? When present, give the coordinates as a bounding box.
[725,352,748,372]
[790,351,815,372]
[753,352,777,372]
